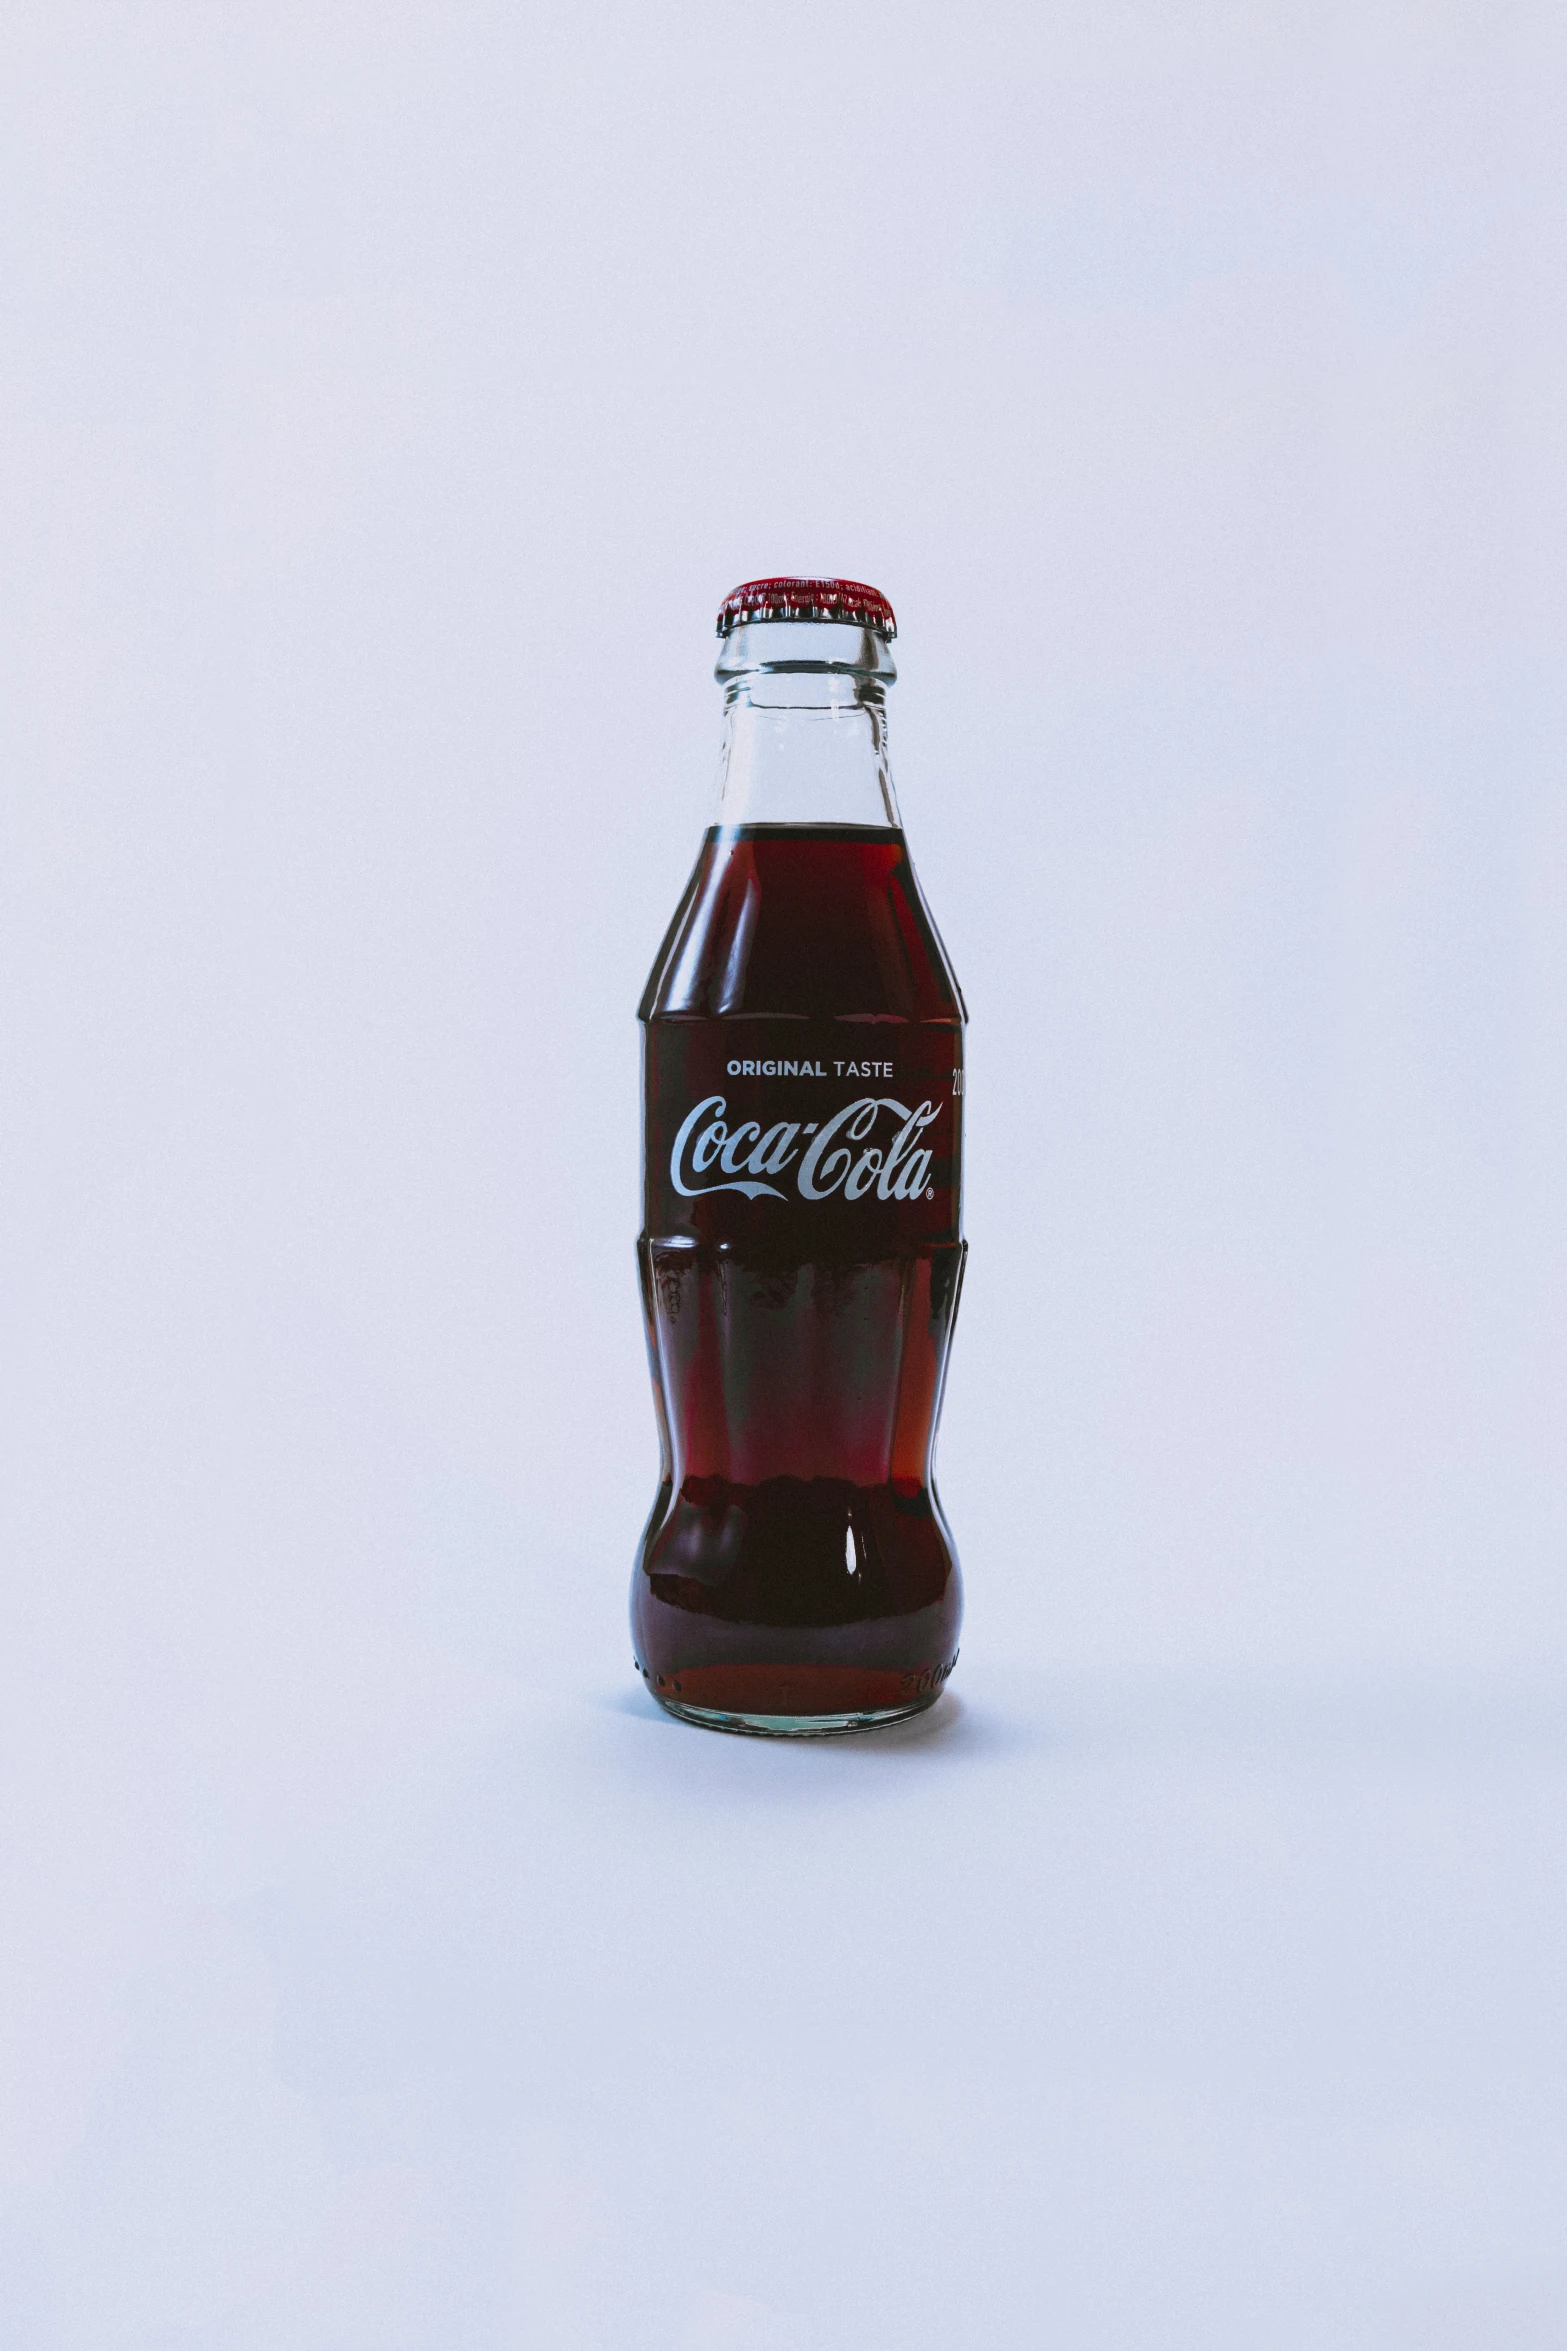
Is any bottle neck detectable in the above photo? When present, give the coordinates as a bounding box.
[713,619,902,831]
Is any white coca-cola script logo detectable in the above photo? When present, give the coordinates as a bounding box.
[671,1094,940,1204]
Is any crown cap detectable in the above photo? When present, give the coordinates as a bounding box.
[716,576,896,640]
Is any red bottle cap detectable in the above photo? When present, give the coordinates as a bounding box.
[716,576,897,640]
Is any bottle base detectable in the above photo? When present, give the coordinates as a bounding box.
[634,1654,957,1734]
[653,1692,941,1739]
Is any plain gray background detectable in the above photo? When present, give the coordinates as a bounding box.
[2,5,1564,2346]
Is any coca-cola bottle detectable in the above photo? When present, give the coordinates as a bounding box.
[633,577,966,1735]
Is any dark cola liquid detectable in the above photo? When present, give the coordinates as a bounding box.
[633,822,966,1729]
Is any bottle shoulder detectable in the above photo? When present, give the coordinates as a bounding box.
[640,825,965,1025]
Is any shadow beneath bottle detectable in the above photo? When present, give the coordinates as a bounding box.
[600,1664,1567,1769]
[595,1679,1023,1762]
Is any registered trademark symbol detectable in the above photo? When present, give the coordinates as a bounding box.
[924,1187,935,1201]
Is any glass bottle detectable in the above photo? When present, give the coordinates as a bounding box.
[633,578,966,1735]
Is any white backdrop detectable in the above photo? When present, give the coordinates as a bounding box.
[2,6,1564,2346]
